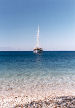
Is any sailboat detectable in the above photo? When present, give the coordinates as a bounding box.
[33,25,43,54]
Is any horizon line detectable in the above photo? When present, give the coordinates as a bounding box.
[0,50,75,52]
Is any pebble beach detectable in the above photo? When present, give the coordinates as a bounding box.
[0,51,75,108]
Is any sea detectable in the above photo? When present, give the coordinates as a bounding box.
[0,51,75,107]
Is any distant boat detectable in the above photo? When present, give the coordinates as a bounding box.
[33,25,43,54]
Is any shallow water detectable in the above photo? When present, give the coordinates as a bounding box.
[0,51,75,107]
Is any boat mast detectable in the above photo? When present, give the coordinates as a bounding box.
[36,25,40,48]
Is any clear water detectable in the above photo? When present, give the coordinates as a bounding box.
[0,51,75,102]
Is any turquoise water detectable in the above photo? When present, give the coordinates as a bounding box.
[0,51,75,99]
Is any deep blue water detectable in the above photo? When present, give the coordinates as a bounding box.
[0,51,75,78]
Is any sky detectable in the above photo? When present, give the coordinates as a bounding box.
[0,0,75,51]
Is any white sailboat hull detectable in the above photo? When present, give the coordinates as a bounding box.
[33,48,43,54]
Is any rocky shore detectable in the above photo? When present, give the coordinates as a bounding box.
[15,96,75,108]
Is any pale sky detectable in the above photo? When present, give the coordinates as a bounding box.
[0,0,75,51]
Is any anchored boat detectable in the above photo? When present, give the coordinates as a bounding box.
[33,25,43,54]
